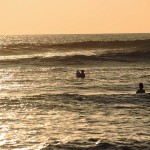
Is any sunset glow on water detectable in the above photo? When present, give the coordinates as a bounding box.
[0,34,150,149]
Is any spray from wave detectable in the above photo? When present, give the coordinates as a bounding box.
[0,37,150,65]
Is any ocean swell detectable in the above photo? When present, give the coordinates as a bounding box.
[0,39,150,65]
[49,39,150,49]
[1,39,150,52]
[1,49,150,66]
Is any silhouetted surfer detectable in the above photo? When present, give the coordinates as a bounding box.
[76,70,85,78]
[136,83,145,94]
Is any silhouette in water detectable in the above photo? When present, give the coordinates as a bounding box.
[136,83,145,94]
[76,70,85,78]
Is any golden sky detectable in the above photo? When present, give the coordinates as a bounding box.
[0,0,150,35]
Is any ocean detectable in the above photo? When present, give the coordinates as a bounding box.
[0,34,150,150]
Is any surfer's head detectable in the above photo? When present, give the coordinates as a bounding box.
[81,70,84,74]
[139,83,144,89]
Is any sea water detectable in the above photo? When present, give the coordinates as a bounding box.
[0,34,150,149]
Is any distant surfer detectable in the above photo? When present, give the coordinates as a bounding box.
[76,70,85,78]
[136,83,145,94]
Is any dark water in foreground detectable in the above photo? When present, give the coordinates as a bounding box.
[0,34,150,149]
[1,93,150,150]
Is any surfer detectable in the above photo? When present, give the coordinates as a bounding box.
[136,83,145,94]
[76,70,85,78]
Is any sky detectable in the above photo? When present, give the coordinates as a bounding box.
[0,0,150,35]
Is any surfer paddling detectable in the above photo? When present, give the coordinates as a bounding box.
[76,70,85,78]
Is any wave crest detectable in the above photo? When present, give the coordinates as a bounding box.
[1,39,150,65]
[1,39,150,50]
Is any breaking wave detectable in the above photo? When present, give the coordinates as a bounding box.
[0,39,150,65]
[1,49,150,66]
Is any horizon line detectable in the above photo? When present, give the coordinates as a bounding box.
[1,32,150,36]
